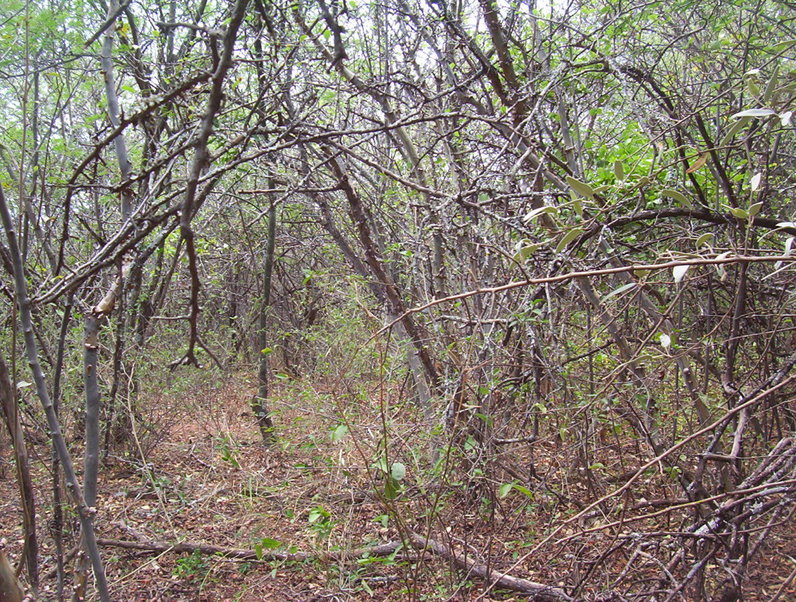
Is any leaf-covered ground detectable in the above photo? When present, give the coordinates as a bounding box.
[2,371,795,600]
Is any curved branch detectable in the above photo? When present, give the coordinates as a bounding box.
[173,0,249,368]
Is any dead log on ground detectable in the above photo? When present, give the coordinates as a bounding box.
[97,533,572,599]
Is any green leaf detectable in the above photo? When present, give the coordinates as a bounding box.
[373,457,388,473]
[555,227,584,254]
[258,537,283,550]
[613,160,625,181]
[728,207,749,219]
[498,482,514,499]
[498,482,535,499]
[512,484,535,499]
[308,506,329,523]
[513,243,541,263]
[573,198,583,218]
[695,232,714,248]
[330,424,349,443]
[523,206,559,223]
[566,176,595,199]
[390,462,406,481]
[602,282,636,303]
[732,108,776,119]
[384,478,398,500]
[772,39,796,52]
[661,189,691,207]
[764,66,780,103]
[748,202,763,217]
[720,117,750,146]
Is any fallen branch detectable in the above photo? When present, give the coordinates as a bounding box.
[97,533,572,600]
[96,537,401,562]
[407,532,572,601]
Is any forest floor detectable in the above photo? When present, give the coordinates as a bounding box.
[2,370,795,601]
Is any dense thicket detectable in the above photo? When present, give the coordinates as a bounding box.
[1,0,794,599]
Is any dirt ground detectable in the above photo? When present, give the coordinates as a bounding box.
[2,372,795,600]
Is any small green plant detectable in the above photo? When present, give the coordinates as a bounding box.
[172,550,208,581]
[254,536,284,559]
[215,432,241,468]
[372,457,407,500]
[238,561,253,576]
[307,505,335,539]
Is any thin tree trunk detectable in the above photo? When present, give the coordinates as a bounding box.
[253,196,277,445]
[0,353,38,592]
[326,154,441,394]
[83,316,102,509]
[0,183,111,602]
[73,1,139,593]
[99,0,134,217]
[51,294,74,601]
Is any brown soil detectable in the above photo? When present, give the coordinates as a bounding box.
[1,372,794,601]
